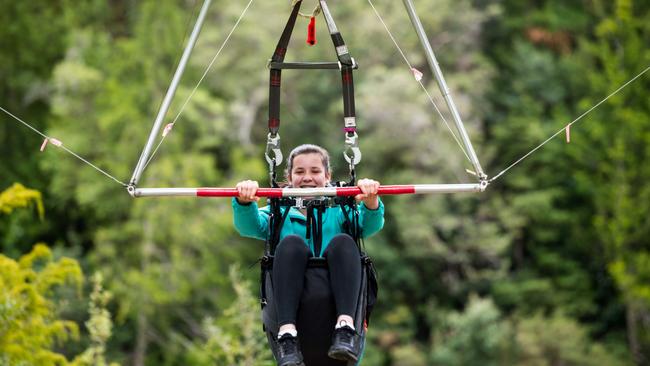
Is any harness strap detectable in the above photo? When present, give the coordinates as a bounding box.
[318,0,361,169]
[268,1,303,136]
[305,202,325,256]
[339,198,362,246]
[267,0,361,181]
[267,199,292,255]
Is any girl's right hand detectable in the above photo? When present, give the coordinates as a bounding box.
[235,180,260,204]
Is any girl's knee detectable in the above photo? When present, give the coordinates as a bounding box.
[326,234,357,256]
[277,235,310,256]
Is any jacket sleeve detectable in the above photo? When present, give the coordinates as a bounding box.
[232,198,269,240]
[358,198,385,238]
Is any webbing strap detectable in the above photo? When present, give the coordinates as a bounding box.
[319,1,360,167]
[268,199,292,255]
[267,0,361,178]
[305,203,324,256]
[268,1,303,136]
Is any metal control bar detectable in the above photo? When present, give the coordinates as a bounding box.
[129,183,487,198]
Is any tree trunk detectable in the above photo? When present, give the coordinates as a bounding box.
[134,311,148,366]
[134,219,154,366]
[626,302,642,365]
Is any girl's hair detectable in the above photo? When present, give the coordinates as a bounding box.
[284,144,331,180]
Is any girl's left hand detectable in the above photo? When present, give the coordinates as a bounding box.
[356,178,380,209]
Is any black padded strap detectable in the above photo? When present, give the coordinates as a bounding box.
[305,202,325,257]
[339,199,361,246]
[268,199,292,255]
[268,1,303,136]
[319,1,357,135]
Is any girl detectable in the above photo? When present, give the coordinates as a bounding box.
[233,144,384,366]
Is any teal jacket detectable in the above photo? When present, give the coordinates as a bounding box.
[232,198,384,257]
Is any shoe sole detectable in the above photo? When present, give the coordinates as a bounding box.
[328,348,359,362]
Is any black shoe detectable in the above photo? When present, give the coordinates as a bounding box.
[327,326,360,362]
[276,334,304,366]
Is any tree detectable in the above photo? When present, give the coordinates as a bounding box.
[510,312,627,366]
[44,1,266,363]
[0,184,82,365]
[575,0,650,362]
[182,265,273,366]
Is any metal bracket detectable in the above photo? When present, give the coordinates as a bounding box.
[479,179,489,192]
[337,57,357,70]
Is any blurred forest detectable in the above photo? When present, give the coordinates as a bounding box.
[1,0,649,365]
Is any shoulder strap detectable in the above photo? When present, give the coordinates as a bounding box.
[339,197,362,249]
[267,199,292,255]
[268,1,303,137]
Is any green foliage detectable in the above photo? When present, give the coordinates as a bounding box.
[482,0,646,351]
[576,0,650,358]
[0,244,82,366]
[70,273,119,366]
[509,312,628,366]
[430,296,507,366]
[583,0,650,306]
[182,265,273,366]
[3,0,650,364]
[0,183,44,218]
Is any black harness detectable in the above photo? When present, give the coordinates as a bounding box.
[267,0,358,144]
[265,194,361,258]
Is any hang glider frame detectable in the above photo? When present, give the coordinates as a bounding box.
[127,0,488,199]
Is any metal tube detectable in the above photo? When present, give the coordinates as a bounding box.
[130,183,486,198]
[319,1,338,34]
[129,0,212,186]
[401,0,486,180]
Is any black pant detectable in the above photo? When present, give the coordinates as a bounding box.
[274,234,361,327]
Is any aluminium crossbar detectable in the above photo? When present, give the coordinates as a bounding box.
[129,184,487,198]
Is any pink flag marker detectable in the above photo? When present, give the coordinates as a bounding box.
[40,137,63,151]
[411,67,423,82]
[162,123,174,137]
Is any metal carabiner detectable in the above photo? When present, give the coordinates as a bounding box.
[343,132,362,166]
[265,133,283,167]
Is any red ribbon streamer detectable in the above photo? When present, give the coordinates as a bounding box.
[307,17,316,46]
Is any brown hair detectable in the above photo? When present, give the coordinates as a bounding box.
[284,144,331,183]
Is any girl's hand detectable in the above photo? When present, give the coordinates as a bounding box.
[235,180,260,204]
[356,178,380,209]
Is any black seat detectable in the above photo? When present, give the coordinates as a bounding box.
[261,256,377,366]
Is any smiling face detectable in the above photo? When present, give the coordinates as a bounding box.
[289,152,331,188]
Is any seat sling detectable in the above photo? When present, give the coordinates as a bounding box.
[260,197,378,366]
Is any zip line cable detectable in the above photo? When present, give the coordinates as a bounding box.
[141,0,255,173]
[367,0,472,164]
[489,64,650,183]
[1,106,128,187]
